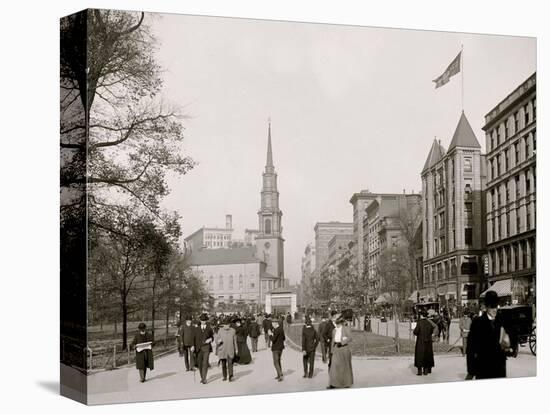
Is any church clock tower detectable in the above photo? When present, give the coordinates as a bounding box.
[256,121,285,286]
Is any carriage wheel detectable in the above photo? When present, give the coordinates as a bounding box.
[529,327,536,356]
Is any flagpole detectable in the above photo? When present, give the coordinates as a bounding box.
[461,44,464,112]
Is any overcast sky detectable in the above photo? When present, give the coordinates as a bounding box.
[150,13,535,283]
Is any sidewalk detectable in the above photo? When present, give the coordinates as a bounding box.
[87,331,536,405]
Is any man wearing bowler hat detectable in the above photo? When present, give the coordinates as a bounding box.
[194,313,214,384]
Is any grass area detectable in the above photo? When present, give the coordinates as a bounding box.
[86,320,179,370]
[286,323,459,357]
[88,320,178,345]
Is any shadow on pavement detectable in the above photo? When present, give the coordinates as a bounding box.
[283,369,295,376]
[147,371,178,382]
[207,373,223,383]
[234,369,253,380]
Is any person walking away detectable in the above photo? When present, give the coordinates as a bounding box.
[257,313,264,335]
[324,311,337,366]
[327,316,353,389]
[286,312,292,326]
[131,322,154,383]
[263,314,273,349]
[181,315,196,371]
[459,312,473,357]
[302,317,319,378]
[234,318,252,364]
[215,317,238,382]
[466,291,509,379]
[194,313,214,384]
[248,316,261,352]
[413,310,435,375]
[318,315,328,363]
[269,318,286,381]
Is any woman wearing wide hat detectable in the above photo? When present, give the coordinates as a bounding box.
[327,315,353,389]
[130,322,154,383]
[234,317,252,364]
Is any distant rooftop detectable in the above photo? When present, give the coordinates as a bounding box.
[188,247,261,266]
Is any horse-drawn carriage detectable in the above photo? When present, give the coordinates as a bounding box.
[412,302,440,322]
[498,305,536,356]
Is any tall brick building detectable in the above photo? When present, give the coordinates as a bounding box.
[421,113,487,310]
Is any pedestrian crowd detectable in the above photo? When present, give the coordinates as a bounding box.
[129,290,514,388]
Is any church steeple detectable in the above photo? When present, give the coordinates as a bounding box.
[256,119,285,284]
[266,120,274,173]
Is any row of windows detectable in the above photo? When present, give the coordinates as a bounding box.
[489,202,534,243]
[205,233,230,240]
[489,238,535,275]
[488,98,536,152]
[423,258,462,284]
[428,228,473,256]
[488,168,535,212]
[488,131,536,181]
[208,274,256,290]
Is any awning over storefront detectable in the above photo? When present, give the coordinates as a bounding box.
[408,290,418,302]
[480,279,512,298]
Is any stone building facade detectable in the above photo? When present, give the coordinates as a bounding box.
[421,113,487,309]
[482,73,536,305]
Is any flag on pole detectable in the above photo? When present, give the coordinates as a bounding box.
[433,51,461,89]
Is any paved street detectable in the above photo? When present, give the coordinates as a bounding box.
[87,332,536,405]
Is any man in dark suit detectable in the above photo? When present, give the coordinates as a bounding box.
[467,291,508,379]
[180,315,196,371]
[302,317,319,378]
[248,316,261,352]
[263,314,273,349]
[269,318,286,381]
[324,311,337,366]
[194,313,214,384]
[318,315,328,363]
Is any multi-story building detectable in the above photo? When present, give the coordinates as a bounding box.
[314,222,354,273]
[327,234,355,263]
[421,113,487,310]
[300,243,316,308]
[349,191,379,277]
[482,73,536,305]
[365,193,421,303]
[188,247,279,309]
[185,214,234,252]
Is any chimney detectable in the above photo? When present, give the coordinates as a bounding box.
[226,214,232,230]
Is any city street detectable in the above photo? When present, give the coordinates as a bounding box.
[87,333,536,405]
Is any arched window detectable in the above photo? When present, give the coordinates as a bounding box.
[265,218,272,234]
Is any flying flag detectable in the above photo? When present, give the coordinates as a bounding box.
[433,51,461,89]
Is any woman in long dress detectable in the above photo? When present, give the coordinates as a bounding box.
[234,318,252,364]
[327,316,353,388]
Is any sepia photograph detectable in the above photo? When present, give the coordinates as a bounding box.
[59,8,536,405]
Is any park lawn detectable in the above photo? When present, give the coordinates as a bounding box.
[286,324,459,357]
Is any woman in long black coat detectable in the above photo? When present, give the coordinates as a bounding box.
[413,312,434,375]
[130,322,154,382]
[234,318,252,364]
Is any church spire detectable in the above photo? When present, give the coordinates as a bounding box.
[266,119,274,172]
